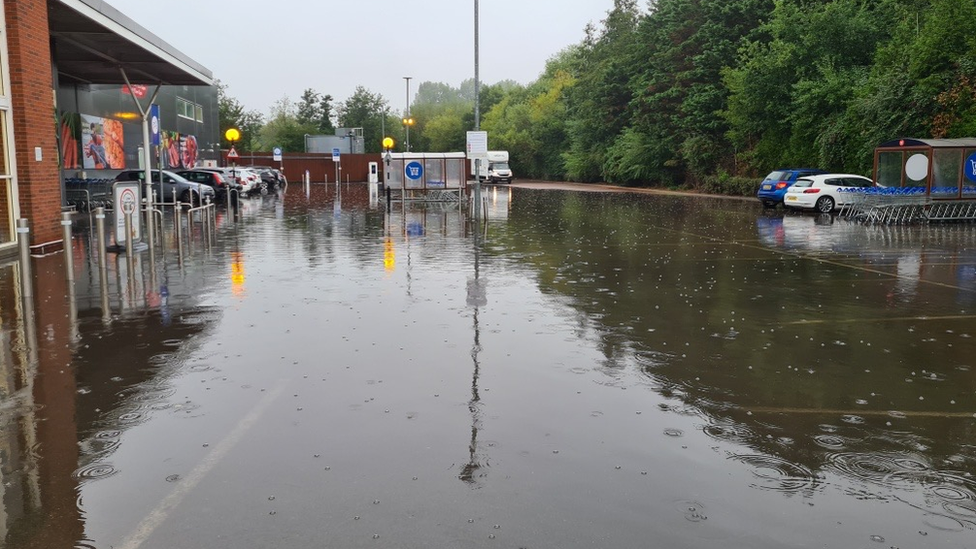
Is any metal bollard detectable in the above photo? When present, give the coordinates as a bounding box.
[61,212,75,284]
[205,197,213,245]
[95,207,110,320]
[16,218,33,299]
[124,211,135,284]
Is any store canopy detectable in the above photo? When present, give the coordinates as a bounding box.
[49,0,212,86]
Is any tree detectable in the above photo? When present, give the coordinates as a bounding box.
[318,94,336,134]
[258,96,313,152]
[296,88,323,127]
[217,80,264,151]
[337,87,391,153]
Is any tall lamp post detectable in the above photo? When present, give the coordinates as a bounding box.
[403,76,413,152]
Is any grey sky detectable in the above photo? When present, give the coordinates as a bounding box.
[107,0,616,117]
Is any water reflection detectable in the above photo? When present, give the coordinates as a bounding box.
[0,185,974,547]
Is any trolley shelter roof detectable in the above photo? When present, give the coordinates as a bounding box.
[49,0,212,86]
[877,138,976,149]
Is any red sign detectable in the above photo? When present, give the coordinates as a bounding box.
[226,147,239,159]
[122,85,148,98]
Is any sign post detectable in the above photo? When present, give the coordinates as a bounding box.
[332,147,341,185]
[110,181,144,251]
[466,131,488,219]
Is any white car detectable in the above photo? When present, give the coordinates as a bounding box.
[783,173,875,213]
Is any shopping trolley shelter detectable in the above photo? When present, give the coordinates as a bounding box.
[842,138,976,223]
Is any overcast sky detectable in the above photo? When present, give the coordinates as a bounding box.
[107,0,616,116]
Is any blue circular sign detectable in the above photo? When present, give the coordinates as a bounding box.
[405,161,424,181]
[966,152,976,182]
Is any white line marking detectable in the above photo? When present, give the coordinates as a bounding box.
[116,380,286,549]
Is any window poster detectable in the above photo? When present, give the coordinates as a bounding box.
[162,131,199,169]
[59,112,81,169]
[81,114,125,169]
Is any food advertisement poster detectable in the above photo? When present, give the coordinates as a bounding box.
[59,112,81,170]
[162,131,199,169]
[81,114,125,169]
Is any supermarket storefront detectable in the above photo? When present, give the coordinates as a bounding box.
[0,0,213,256]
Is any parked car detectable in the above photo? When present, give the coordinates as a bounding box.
[114,169,215,205]
[176,169,242,201]
[198,167,256,194]
[252,167,279,194]
[783,173,875,213]
[234,167,262,195]
[757,168,827,208]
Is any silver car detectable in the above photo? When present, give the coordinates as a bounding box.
[115,169,216,205]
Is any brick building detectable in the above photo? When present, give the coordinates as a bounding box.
[0,0,213,257]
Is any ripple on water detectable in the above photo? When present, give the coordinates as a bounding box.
[673,499,708,523]
[813,434,847,450]
[72,462,118,481]
[117,411,146,425]
[702,420,755,445]
[634,350,673,369]
[731,454,821,494]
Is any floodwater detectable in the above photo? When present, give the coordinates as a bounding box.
[1,182,975,548]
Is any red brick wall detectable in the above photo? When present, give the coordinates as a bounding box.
[4,0,61,247]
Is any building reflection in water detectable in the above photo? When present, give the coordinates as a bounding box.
[0,218,217,547]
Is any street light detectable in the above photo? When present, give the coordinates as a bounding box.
[403,76,412,152]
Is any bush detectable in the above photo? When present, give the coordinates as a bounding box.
[699,174,757,197]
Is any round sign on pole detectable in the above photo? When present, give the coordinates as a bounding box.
[405,161,424,181]
[120,188,137,215]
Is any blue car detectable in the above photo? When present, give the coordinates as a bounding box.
[757,168,826,208]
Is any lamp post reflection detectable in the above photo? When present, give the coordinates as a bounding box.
[461,225,488,484]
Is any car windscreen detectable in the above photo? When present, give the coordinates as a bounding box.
[764,171,788,181]
[792,178,813,188]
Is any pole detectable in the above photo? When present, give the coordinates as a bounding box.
[16,218,32,299]
[473,0,482,220]
[474,0,480,132]
[124,212,135,284]
[61,212,75,285]
[404,76,412,152]
[95,207,110,321]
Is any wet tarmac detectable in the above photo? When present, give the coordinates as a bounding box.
[1,182,975,548]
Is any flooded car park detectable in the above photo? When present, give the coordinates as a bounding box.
[1,183,974,548]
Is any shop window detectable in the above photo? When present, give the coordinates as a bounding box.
[0,111,12,246]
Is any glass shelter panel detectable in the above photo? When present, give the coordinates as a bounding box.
[387,159,404,189]
[932,148,961,192]
[877,151,904,188]
[425,159,444,188]
[404,160,424,190]
[446,159,464,189]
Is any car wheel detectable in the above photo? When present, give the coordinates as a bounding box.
[180,190,198,206]
[815,196,835,213]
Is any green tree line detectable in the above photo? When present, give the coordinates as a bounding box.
[221,0,976,189]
